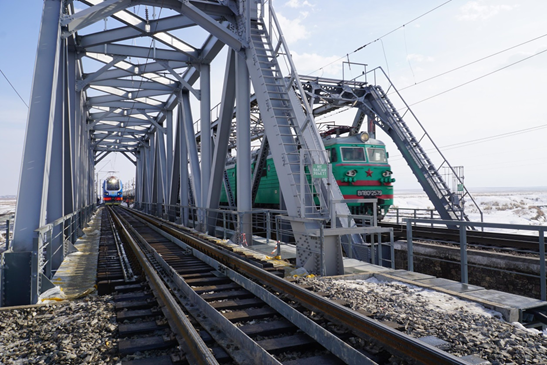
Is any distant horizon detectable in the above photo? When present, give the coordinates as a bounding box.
[2,185,547,200]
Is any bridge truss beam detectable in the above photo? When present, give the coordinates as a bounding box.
[8,0,386,305]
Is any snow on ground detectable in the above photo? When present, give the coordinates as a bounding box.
[0,199,15,217]
[389,189,547,235]
[0,199,16,248]
[352,276,502,319]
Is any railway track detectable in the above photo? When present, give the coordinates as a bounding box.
[380,222,542,253]
[100,206,473,364]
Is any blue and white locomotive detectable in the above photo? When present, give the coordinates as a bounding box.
[103,176,123,205]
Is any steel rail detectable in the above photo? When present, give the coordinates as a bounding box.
[109,208,219,365]
[114,208,285,365]
[126,208,469,364]
[106,209,136,282]
[120,208,377,364]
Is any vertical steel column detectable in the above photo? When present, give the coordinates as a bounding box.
[200,63,211,231]
[181,92,201,208]
[459,224,468,284]
[157,129,168,212]
[142,143,151,211]
[47,38,66,273]
[406,221,414,271]
[165,110,173,206]
[12,0,62,252]
[64,38,75,216]
[236,51,252,244]
[169,113,181,220]
[178,98,190,226]
[154,132,165,217]
[206,49,236,231]
[7,0,63,306]
[539,230,546,301]
[148,137,156,213]
[135,150,143,209]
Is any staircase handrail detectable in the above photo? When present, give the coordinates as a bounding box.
[366,66,483,223]
[264,3,317,135]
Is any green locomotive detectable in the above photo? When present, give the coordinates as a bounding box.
[220,129,395,218]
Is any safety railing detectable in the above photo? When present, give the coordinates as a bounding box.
[362,66,484,224]
[385,207,440,226]
[3,216,14,251]
[139,201,288,247]
[0,204,95,305]
[404,218,547,300]
[136,199,397,267]
[33,204,95,297]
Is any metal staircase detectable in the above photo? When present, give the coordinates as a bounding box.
[364,84,468,222]
[246,20,318,218]
[245,12,371,272]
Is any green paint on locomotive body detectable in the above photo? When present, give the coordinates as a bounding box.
[220,159,281,206]
[323,135,394,216]
[220,135,395,217]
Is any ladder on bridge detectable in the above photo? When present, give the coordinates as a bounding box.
[246,17,369,271]
[247,20,320,218]
[364,84,469,222]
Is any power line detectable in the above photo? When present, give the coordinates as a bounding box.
[397,32,547,92]
[408,47,547,107]
[389,123,547,161]
[0,69,29,108]
[309,0,453,76]
[440,124,547,151]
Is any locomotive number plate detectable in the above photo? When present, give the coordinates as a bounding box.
[357,190,383,197]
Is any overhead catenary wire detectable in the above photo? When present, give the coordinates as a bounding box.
[397,32,547,92]
[309,0,453,76]
[0,69,29,108]
[407,47,547,107]
[388,123,547,162]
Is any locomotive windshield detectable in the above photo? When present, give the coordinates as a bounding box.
[106,179,120,190]
[367,148,387,163]
[341,147,365,162]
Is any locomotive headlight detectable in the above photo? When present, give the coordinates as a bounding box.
[360,132,370,142]
[345,169,357,177]
[382,170,392,177]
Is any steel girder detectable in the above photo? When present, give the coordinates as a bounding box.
[7,0,85,306]
[11,0,377,304]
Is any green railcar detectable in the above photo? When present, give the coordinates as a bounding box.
[220,132,395,218]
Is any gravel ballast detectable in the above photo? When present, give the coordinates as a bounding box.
[0,296,117,364]
[300,276,547,364]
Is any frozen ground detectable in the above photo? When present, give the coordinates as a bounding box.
[389,189,547,235]
[0,198,16,250]
[0,198,15,217]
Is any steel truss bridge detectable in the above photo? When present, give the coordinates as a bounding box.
[3,0,477,306]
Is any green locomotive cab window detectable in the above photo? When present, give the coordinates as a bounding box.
[367,148,387,163]
[328,148,338,162]
[341,147,365,162]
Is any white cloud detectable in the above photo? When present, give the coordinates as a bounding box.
[285,0,314,8]
[457,1,517,21]
[406,54,435,63]
[276,13,310,43]
[291,51,342,78]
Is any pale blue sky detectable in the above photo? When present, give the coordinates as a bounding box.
[1,0,547,195]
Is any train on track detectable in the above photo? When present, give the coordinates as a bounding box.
[221,127,395,218]
[103,176,123,205]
